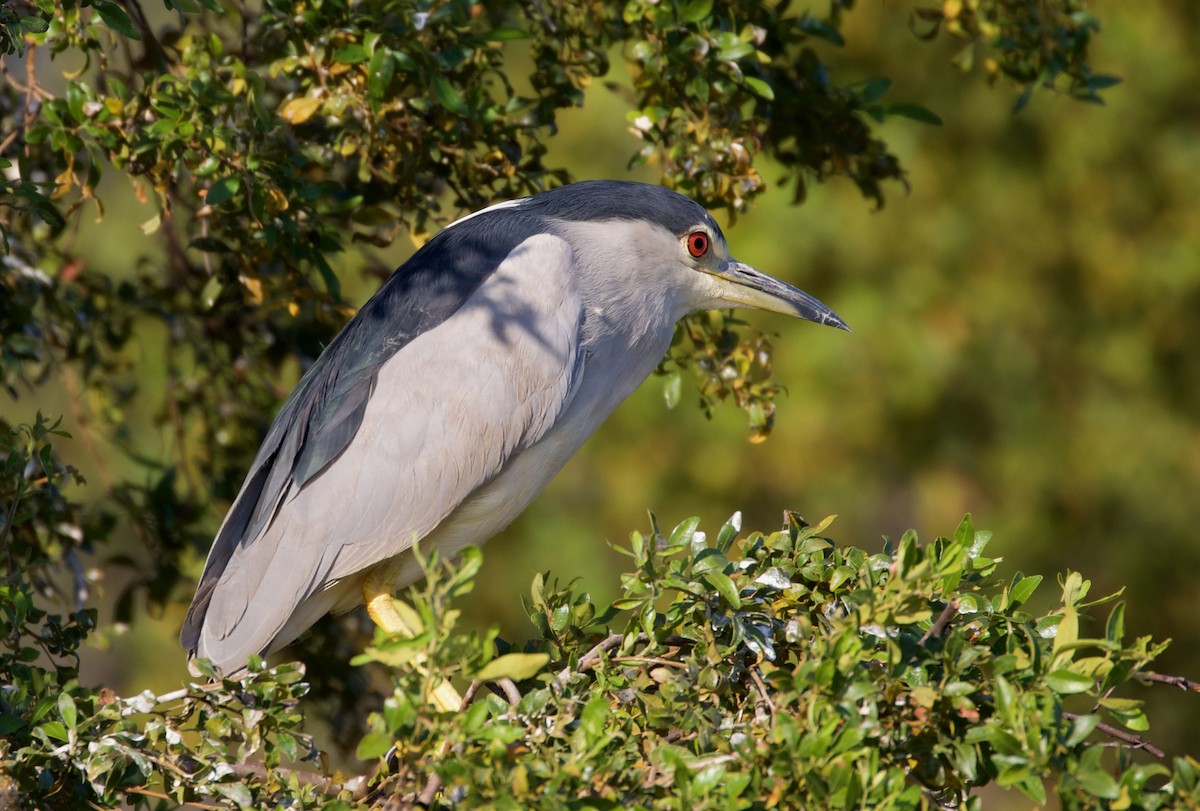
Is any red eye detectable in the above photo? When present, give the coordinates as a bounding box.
[687,231,709,258]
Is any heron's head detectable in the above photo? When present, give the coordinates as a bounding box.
[518,181,849,331]
[442,181,848,331]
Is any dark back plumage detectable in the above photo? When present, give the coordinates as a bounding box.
[520,180,716,236]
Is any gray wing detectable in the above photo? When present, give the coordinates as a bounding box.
[205,209,546,569]
[182,232,584,671]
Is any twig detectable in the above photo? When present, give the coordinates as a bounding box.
[747,666,776,725]
[556,633,625,681]
[1137,671,1200,693]
[557,634,693,682]
[229,761,369,800]
[919,599,959,644]
[496,677,522,707]
[416,771,443,807]
[1063,711,1165,759]
[458,676,523,709]
[458,679,485,709]
[529,0,558,33]
[611,656,688,669]
[124,786,223,810]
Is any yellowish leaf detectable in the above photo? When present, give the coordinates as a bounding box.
[239,275,264,305]
[475,652,549,682]
[280,95,322,125]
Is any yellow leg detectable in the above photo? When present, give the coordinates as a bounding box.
[362,567,463,713]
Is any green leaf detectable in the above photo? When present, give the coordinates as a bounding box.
[859,77,891,104]
[1015,776,1047,805]
[475,652,550,682]
[356,731,394,760]
[1053,603,1079,660]
[716,40,755,61]
[1007,573,1042,608]
[663,370,682,409]
[744,77,775,101]
[1066,713,1100,747]
[1045,668,1093,694]
[204,176,240,207]
[716,512,741,553]
[58,692,77,730]
[214,782,254,807]
[579,695,609,743]
[884,103,943,126]
[433,75,469,115]
[1077,762,1120,799]
[92,0,141,39]
[993,675,1016,726]
[702,571,742,609]
[798,16,844,46]
[677,0,713,24]
[367,49,395,100]
[21,15,50,34]
[669,516,701,549]
[333,44,368,64]
[1105,601,1125,643]
[1085,74,1122,91]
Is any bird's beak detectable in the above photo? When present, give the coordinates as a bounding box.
[710,259,850,331]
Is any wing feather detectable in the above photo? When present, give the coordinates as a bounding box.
[183,234,584,671]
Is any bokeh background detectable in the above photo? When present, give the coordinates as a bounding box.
[18,0,1199,768]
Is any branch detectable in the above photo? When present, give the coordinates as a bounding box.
[458,676,522,709]
[229,761,370,800]
[1063,711,1165,759]
[1137,671,1200,693]
[556,633,625,681]
[557,633,693,682]
[919,599,958,644]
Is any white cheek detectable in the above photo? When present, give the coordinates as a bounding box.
[673,267,730,313]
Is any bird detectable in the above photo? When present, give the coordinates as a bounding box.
[180,180,848,678]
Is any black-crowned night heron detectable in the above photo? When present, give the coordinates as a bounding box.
[180,180,847,677]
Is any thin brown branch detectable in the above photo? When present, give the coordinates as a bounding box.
[747,665,776,725]
[229,761,370,800]
[529,0,558,33]
[1063,711,1165,759]
[611,656,688,669]
[556,633,626,681]
[496,677,522,707]
[920,599,959,644]
[124,786,223,810]
[1137,671,1200,693]
[557,633,693,682]
[416,771,442,806]
[458,679,485,709]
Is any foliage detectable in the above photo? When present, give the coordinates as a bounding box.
[350,513,1200,810]
[3,0,1169,807]
[911,1,1118,112]
[7,428,1200,810]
